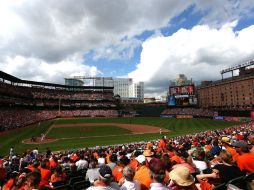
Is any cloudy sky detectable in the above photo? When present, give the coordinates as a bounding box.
[1,0,254,97]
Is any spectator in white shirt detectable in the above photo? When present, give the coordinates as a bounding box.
[120,166,140,190]
[75,154,88,171]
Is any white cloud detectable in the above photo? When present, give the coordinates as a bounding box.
[0,54,100,84]
[129,22,254,96]
[92,38,141,61]
[0,0,254,90]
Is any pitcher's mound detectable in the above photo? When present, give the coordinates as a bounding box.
[22,137,58,144]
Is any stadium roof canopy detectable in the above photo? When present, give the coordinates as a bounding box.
[0,70,113,90]
[0,71,21,83]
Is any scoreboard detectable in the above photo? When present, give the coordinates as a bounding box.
[170,85,194,95]
[168,85,197,107]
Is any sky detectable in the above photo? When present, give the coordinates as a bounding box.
[1,0,254,97]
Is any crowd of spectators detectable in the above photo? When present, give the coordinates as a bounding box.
[0,81,119,132]
[0,121,253,190]
[161,108,215,117]
[0,82,115,101]
[0,109,119,132]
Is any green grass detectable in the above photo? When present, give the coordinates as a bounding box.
[48,125,131,138]
[0,117,240,156]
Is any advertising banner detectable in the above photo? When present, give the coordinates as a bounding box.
[240,117,251,122]
[160,115,175,118]
[176,115,193,119]
[224,117,240,122]
[168,96,176,106]
[214,116,224,120]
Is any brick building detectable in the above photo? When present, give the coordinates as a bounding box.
[197,60,254,116]
[197,74,254,109]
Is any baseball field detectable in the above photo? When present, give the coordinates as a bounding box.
[0,117,239,155]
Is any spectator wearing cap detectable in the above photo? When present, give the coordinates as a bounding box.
[87,165,119,190]
[232,140,254,174]
[169,166,198,190]
[113,156,130,182]
[149,159,171,190]
[220,136,239,161]
[129,151,141,171]
[119,166,140,190]
[134,155,152,190]
[143,149,154,163]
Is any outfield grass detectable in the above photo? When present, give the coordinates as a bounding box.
[48,125,131,138]
[0,117,240,156]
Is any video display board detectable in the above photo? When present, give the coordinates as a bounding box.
[170,85,194,95]
[168,96,176,106]
[168,85,197,107]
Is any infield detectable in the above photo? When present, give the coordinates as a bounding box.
[22,123,170,144]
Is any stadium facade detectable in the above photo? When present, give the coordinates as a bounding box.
[0,71,119,131]
[197,60,254,117]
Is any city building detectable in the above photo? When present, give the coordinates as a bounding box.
[170,74,193,86]
[129,82,144,100]
[95,78,144,100]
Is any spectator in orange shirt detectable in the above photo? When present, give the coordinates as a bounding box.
[50,165,66,185]
[232,140,254,174]
[2,172,18,190]
[49,155,59,170]
[113,156,130,182]
[38,159,51,188]
[129,151,142,171]
[27,161,40,172]
[158,136,167,150]
[221,137,239,162]
[134,155,152,190]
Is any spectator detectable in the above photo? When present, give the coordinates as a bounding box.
[24,171,41,190]
[169,166,198,190]
[149,158,171,190]
[86,159,100,184]
[232,140,254,174]
[134,155,152,190]
[120,166,140,190]
[113,156,130,182]
[75,153,88,171]
[197,150,244,185]
[87,165,119,190]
